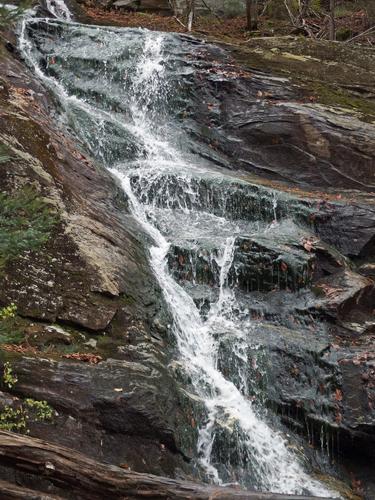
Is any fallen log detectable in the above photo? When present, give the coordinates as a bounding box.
[0,479,62,499]
[0,431,331,499]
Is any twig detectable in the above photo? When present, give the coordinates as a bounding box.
[283,0,297,26]
[261,0,271,16]
[345,25,375,43]
[174,15,186,29]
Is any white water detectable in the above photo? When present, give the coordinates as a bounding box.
[19,6,338,497]
[45,0,72,20]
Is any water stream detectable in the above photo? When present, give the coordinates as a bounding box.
[19,5,339,497]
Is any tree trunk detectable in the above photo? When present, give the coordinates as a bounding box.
[0,431,333,500]
[187,0,194,31]
[251,0,258,30]
[246,0,258,30]
[246,0,251,30]
[329,0,335,40]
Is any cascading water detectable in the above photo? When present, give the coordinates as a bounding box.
[19,6,339,497]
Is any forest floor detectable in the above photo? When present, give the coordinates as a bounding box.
[83,8,374,44]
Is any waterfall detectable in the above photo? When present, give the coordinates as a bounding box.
[19,6,339,497]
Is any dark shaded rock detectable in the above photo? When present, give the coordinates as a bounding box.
[0,356,199,473]
[187,40,375,192]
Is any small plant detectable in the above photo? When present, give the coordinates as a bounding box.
[0,405,27,432]
[336,26,351,41]
[0,303,17,320]
[2,362,18,389]
[0,365,55,433]
[0,399,55,433]
[24,398,54,421]
[0,303,25,345]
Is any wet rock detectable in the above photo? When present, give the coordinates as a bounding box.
[2,355,198,471]
[189,41,375,192]
[313,269,375,330]
[0,46,197,479]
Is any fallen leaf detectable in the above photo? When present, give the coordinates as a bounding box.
[62,353,102,364]
[334,388,343,401]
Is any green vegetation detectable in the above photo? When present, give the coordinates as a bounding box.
[0,186,57,270]
[0,398,54,433]
[2,361,18,388]
[24,398,54,421]
[0,304,24,345]
[336,26,352,40]
[0,303,17,320]
[0,405,27,432]
[0,363,55,433]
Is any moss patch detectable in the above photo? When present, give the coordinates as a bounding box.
[0,186,57,271]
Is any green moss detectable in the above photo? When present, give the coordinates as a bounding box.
[0,320,24,345]
[226,38,375,123]
[0,187,57,270]
[96,334,119,357]
[120,294,136,306]
[309,81,375,121]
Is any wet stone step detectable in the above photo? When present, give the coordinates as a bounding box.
[167,235,314,294]
[130,170,315,226]
[147,207,264,243]
[232,236,314,293]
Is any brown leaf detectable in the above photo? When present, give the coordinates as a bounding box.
[62,353,102,364]
[303,240,313,252]
[334,388,343,401]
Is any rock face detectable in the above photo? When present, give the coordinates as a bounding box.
[181,42,375,491]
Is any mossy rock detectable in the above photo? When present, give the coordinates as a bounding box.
[0,187,57,271]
